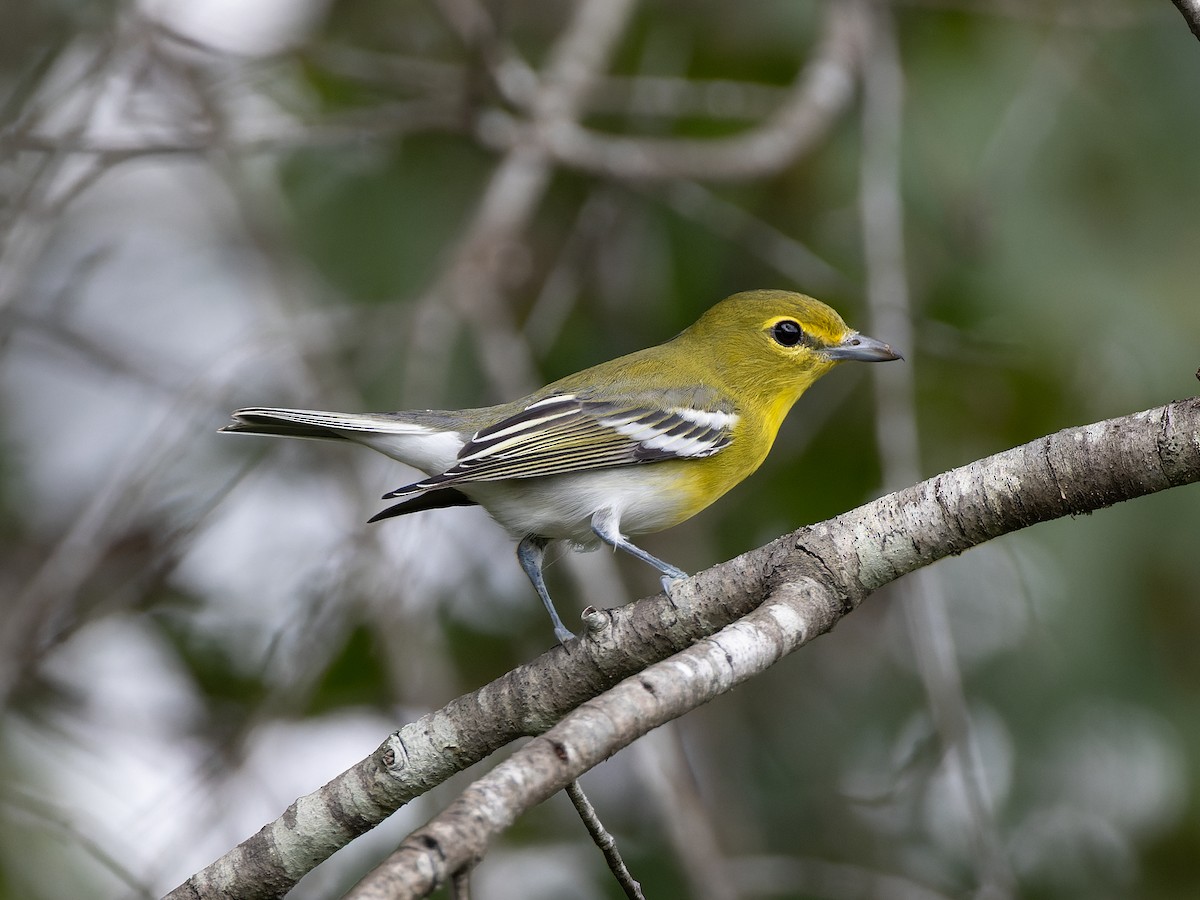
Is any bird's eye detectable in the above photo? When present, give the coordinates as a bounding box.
[771,319,804,347]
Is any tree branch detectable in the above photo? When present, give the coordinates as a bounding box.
[349,578,838,899]
[167,397,1200,899]
[346,398,1200,896]
[1170,0,1200,41]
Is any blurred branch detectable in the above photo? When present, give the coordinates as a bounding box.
[400,0,638,403]
[858,4,1014,898]
[311,41,790,122]
[491,0,866,181]
[630,725,738,900]
[4,1,861,187]
[168,398,1200,899]
[0,100,467,158]
[0,787,157,900]
[401,0,859,403]
[660,181,849,294]
[506,0,864,183]
[0,402,254,708]
[521,187,624,351]
[1170,0,1200,40]
[6,0,1158,177]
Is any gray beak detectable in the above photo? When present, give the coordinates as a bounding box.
[825,332,903,362]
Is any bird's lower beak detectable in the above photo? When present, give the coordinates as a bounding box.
[825,332,903,362]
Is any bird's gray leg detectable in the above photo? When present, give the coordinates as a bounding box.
[517,534,576,645]
[590,508,688,593]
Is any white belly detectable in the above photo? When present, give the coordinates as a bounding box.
[460,466,692,545]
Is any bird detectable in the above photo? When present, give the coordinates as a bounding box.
[221,289,901,644]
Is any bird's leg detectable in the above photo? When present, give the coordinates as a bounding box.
[516,534,576,645]
[590,508,688,595]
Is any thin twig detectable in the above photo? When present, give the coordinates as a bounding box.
[565,780,645,900]
[450,867,472,900]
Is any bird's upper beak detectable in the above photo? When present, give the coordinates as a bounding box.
[825,331,903,362]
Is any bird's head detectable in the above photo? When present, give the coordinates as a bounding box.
[684,289,902,424]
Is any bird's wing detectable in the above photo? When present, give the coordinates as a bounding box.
[383,392,738,497]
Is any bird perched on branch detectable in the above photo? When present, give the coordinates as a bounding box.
[222,290,901,644]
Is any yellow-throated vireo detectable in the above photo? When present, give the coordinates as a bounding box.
[222,290,900,644]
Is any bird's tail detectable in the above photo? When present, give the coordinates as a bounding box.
[221,408,431,441]
[220,406,468,478]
